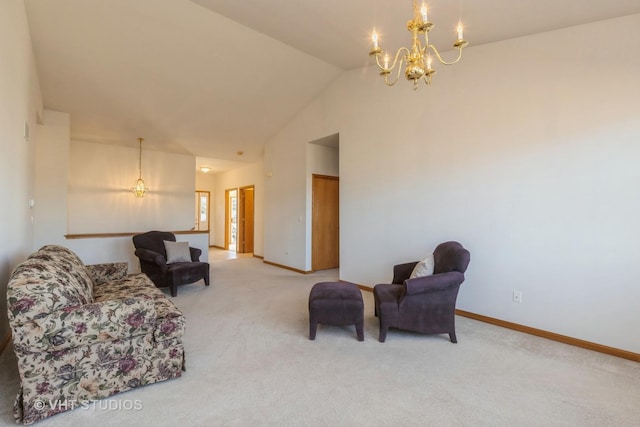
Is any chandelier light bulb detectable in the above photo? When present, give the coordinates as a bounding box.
[420,4,428,22]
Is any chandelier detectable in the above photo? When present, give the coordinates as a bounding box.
[131,137,148,198]
[369,0,468,89]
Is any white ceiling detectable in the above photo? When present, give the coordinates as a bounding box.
[24,0,640,173]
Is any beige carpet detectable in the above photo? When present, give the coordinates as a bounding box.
[1,252,639,426]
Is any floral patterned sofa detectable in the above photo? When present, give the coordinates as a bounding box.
[6,245,186,425]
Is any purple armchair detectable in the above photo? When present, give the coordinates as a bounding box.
[133,231,209,297]
[373,241,470,343]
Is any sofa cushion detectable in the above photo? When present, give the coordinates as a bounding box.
[13,297,157,352]
[8,245,95,325]
[94,274,185,342]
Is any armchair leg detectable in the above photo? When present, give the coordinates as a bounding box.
[378,324,388,343]
[355,320,364,342]
[449,332,457,343]
[170,283,177,297]
[309,321,317,340]
[204,272,210,286]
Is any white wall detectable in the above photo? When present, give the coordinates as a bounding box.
[264,102,329,268]
[68,140,195,233]
[213,160,264,256]
[32,117,206,272]
[264,14,640,353]
[34,110,69,249]
[0,0,43,343]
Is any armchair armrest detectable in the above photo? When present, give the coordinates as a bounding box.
[189,247,202,262]
[85,262,128,285]
[393,262,419,284]
[403,271,465,296]
[20,297,157,352]
[135,248,166,266]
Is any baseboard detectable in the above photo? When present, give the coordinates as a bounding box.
[262,260,312,274]
[0,332,11,355]
[253,254,264,260]
[211,245,225,250]
[456,309,639,362]
[356,286,637,362]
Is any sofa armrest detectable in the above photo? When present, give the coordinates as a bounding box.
[15,297,157,352]
[135,248,166,266]
[85,262,128,285]
[189,247,202,262]
[403,271,465,296]
[392,262,419,284]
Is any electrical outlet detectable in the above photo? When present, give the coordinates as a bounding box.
[512,290,522,303]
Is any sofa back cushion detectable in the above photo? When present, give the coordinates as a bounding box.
[7,245,95,325]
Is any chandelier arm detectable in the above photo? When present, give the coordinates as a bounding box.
[373,53,386,70]
[374,47,411,73]
[427,44,464,66]
[384,55,407,86]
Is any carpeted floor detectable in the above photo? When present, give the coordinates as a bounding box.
[1,252,639,426]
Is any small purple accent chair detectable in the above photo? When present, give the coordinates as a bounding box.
[133,231,210,297]
[373,241,470,343]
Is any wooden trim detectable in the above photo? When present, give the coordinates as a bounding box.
[253,254,264,260]
[355,284,372,293]
[312,174,339,181]
[455,309,640,362]
[65,230,209,239]
[211,245,226,250]
[351,286,638,362]
[237,185,255,254]
[0,332,11,355]
[224,188,232,250]
[262,260,312,274]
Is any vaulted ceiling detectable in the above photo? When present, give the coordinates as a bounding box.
[24,0,640,172]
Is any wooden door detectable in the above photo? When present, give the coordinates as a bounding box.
[312,175,339,271]
[238,186,254,253]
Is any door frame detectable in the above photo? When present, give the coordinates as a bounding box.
[237,185,255,254]
[224,188,233,250]
[311,174,339,271]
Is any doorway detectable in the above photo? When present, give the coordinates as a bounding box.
[312,175,339,271]
[225,186,255,253]
[195,190,210,245]
[224,188,238,251]
[237,186,254,254]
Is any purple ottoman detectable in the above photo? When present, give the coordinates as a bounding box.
[308,281,364,341]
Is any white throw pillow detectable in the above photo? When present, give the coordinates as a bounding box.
[164,240,192,264]
[409,254,435,279]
